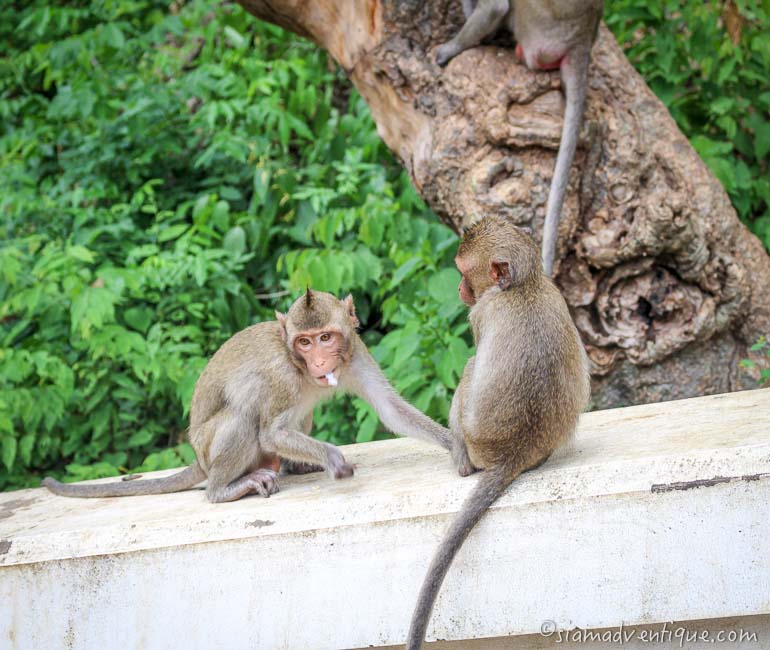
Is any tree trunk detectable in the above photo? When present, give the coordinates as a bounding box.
[237,0,770,408]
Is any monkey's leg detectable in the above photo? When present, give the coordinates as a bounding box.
[207,468,279,503]
[449,379,477,477]
[461,0,478,19]
[263,426,354,479]
[258,452,281,473]
[281,413,325,474]
[436,0,509,66]
[202,410,281,503]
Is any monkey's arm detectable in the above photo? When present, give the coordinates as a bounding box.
[280,413,325,475]
[435,0,509,66]
[345,350,453,451]
[262,411,354,479]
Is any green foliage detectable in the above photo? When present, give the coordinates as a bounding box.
[0,0,468,490]
[606,0,770,249]
[740,336,770,384]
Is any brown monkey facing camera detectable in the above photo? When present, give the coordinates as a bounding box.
[436,0,604,276]
[406,216,590,649]
[44,290,456,503]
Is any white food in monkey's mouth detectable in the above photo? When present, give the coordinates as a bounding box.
[325,372,338,386]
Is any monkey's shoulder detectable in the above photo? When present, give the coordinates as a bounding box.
[476,286,580,355]
[193,321,303,403]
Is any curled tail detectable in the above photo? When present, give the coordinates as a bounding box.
[406,463,520,650]
[541,48,591,277]
[42,462,206,498]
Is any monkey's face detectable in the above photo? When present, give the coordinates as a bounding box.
[455,257,476,307]
[293,329,347,387]
[455,255,494,307]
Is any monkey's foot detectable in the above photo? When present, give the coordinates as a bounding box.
[452,442,478,477]
[243,469,280,497]
[435,41,461,67]
[281,459,325,475]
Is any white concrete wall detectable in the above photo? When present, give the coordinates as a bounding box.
[1,389,769,650]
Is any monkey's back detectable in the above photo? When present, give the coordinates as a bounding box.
[467,282,589,469]
[189,322,304,452]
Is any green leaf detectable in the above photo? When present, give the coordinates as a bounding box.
[709,97,734,115]
[67,245,95,263]
[224,26,246,49]
[71,287,117,338]
[127,429,154,447]
[755,123,770,159]
[428,268,461,303]
[223,226,247,254]
[19,434,36,466]
[2,437,17,471]
[124,306,154,334]
[103,23,125,50]
[158,224,189,243]
[388,257,422,290]
[356,413,378,443]
[211,201,231,232]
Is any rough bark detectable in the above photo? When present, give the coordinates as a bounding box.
[237,0,770,408]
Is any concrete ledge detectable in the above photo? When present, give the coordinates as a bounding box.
[1,389,769,649]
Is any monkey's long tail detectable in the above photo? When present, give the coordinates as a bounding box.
[405,463,521,650]
[541,48,591,277]
[42,462,206,498]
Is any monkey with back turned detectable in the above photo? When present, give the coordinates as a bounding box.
[44,290,470,502]
[436,0,604,276]
[406,215,590,649]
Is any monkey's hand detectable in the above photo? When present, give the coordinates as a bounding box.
[281,459,325,475]
[451,439,478,477]
[325,445,355,479]
[435,41,461,67]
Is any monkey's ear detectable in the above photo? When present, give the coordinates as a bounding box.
[275,311,288,341]
[490,260,514,290]
[342,294,360,328]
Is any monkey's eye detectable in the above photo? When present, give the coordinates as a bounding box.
[298,337,311,347]
[320,333,331,342]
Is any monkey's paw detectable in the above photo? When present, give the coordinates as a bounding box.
[435,42,460,67]
[452,443,478,477]
[333,462,355,479]
[245,469,280,497]
[457,461,478,477]
[326,446,355,479]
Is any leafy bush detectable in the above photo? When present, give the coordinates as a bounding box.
[0,0,469,490]
[606,0,770,249]
[1,1,767,491]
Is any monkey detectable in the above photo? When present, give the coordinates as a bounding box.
[405,215,590,649]
[435,0,604,276]
[43,290,461,503]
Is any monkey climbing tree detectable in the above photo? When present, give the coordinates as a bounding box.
[236,0,770,408]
